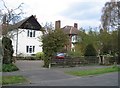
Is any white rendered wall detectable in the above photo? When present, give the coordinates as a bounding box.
[12,29,43,56]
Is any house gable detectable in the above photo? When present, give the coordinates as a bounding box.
[11,15,42,31]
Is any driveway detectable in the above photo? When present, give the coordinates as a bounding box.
[3,60,76,84]
[14,60,45,71]
[3,60,119,86]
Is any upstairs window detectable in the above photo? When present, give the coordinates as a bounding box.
[72,35,77,42]
[27,30,36,37]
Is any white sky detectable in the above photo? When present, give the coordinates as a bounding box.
[0,0,111,30]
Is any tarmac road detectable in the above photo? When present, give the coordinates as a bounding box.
[2,60,119,86]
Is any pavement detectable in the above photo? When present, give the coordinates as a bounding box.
[2,60,119,86]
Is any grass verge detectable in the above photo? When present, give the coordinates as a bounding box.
[2,76,27,85]
[65,66,120,76]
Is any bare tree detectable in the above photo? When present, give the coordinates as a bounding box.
[42,22,54,34]
[0,0,24,37]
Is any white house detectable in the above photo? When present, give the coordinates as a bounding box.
[9,15,43,56]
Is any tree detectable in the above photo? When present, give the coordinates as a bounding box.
[118,1,120,64]
[99,30,111,54]
[110,30,118,55]
[101,0,119,31]
[42,22,54,34]
[2,37,14,64]
[84,44,97,56]
[0,0,24,64]
[41,29,68,67]
[101,0,120,64]
[75,27,99,56]
[0,0,24,37]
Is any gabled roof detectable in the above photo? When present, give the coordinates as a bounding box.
[62,25,79,35]
[10,15,42,31]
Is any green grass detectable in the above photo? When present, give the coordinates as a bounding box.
[2,76,27,85]
[66,66,120,76]
[2,64,19,72]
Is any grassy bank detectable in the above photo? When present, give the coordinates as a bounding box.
[66,66,120,76]
[2,76,27,85]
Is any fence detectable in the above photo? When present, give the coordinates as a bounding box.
[51,56,118,67]
[51,56,99,67]
[13,56,37,60]
[14,55,118,67]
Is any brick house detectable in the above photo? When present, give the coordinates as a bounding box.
[55,20,79,52]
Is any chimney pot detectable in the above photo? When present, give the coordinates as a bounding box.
[74,23,78,29]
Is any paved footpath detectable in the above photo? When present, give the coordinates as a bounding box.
[2,60,119,86]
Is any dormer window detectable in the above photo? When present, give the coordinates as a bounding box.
[27,30,36,37]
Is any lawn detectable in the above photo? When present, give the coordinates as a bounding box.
[0,64,27,85]
[66,66,120,76]
[2,76,27,85]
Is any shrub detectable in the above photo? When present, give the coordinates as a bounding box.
[84,44,97,56]
[2,64,19,72]
[2,37,14,64]
[35,52,45,60]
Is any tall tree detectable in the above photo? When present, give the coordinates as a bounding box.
[41,29,68,67]
[75,27,99,56]
[0,0,24,64]
[101,0,119,31]
[118,0,120,64]
[101,0,120,64]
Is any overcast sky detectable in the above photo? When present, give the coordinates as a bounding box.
[0,0,110,30]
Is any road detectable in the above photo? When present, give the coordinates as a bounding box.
[2,60,119,86]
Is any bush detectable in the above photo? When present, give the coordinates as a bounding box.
[84,44,97,56]
[2,64,19,72]
[35,52,45,60]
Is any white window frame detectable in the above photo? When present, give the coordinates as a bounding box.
[27,30,36,37]
[26,45,35,53]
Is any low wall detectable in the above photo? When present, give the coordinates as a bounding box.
[51,56,118,67]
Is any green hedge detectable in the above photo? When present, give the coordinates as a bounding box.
[35,52,45,60]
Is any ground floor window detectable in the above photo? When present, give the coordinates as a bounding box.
[26,46,35,53]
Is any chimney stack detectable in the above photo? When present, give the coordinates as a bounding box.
[33,15,37,20]
[74,23,78,29]
[55,20,61,29]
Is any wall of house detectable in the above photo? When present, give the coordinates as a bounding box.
[70,35,77,51]
[12,29,43,56]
